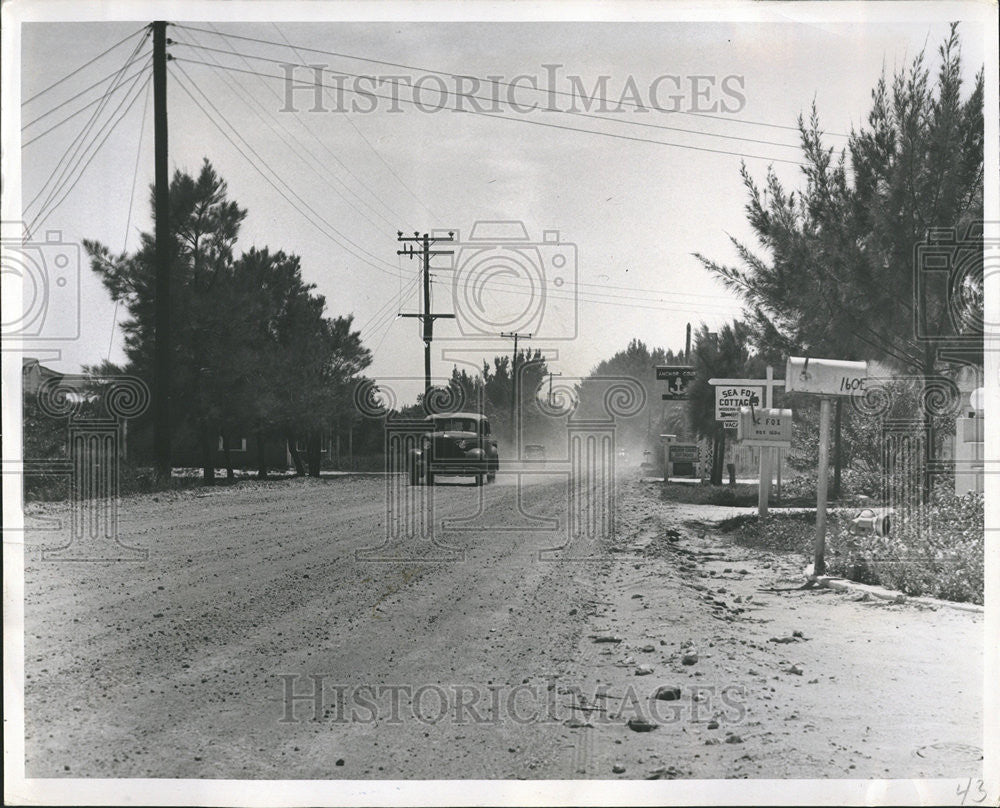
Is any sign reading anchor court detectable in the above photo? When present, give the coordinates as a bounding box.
[714,385,763,429]
[656,365,696,400]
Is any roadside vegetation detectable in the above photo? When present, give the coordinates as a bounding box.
[715,492,985,605]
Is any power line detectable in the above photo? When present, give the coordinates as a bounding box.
[170,32,396,233]
[267,22,438,222]
[174,23,849,138]
[358,274,421,334]
[21,24,150,106]
[171,39,815,158]
[369,282,419,358]
[26,41,148,213]
[22,56,152,133]
[171,60,406,277]
[26,35,151,221]
[184,27,401,229]
[138,51,745,318]
[424,260,744,312]
[432,278,743,316]
[175,38,807,153]
[28,72,152,235]
[23,58,152,148]
[417,253,745,312]
[108,79,153,361]
[171,56,810,168]
[28,62,150,229]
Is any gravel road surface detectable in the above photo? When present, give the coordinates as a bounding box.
[23,473,983,779]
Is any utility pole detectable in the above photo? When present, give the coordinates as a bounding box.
[547,371,563,407]
[398,231,455,398]
[152,21,171,479]
[501,331,531,440]
[685,322,692,362]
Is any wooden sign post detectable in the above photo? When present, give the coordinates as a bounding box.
[710,366,785,515]
[737,403,792,517]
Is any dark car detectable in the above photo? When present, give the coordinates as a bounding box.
[410,412,499,486]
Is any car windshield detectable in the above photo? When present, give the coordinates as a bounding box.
[434,418,479,433]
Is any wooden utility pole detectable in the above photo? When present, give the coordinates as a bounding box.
[547,371,562,407]
[398,232,455,397]
[152,21,171,478]
[501,331,532,439]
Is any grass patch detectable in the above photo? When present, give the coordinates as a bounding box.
[660,482,817,508]
[661,483,759,507]
[26,464,246,502]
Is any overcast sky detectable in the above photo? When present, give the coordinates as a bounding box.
[13,5,993,404]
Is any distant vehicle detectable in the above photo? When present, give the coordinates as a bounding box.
[524,444,546,462]
[410,412,499,486]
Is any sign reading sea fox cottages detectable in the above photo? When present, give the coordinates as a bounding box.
[715,386,763,429]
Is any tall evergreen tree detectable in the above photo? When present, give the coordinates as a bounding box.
[695,25,983,375]
[85,159,371,481]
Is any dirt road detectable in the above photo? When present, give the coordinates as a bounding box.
[22,473,983,779]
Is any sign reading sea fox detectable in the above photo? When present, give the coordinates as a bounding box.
[715,385,762,428]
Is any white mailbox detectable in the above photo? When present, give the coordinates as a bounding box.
[785,356,869,396]
[737,407,793,447]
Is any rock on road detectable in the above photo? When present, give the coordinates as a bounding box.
[22,473,983,779]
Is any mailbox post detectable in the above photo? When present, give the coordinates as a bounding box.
[786,356,869,576]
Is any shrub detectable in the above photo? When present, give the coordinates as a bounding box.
[714,494,984,604]
[835,492,984,604]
